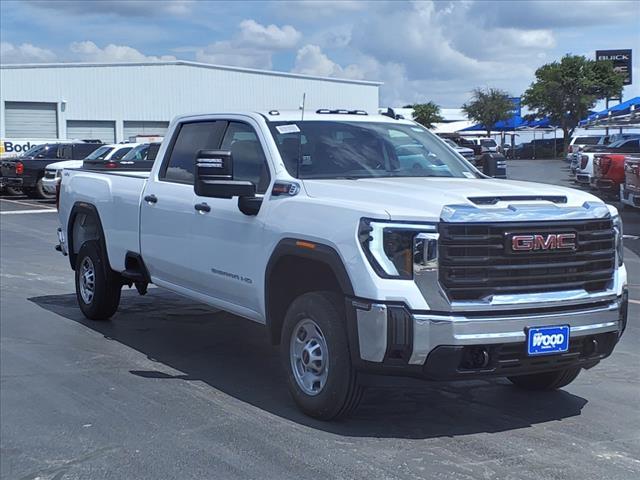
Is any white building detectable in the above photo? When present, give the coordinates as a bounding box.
[0,61,381,143]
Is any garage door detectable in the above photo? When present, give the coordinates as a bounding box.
[123,121,169,141]
[67,120,115,143]
[4,101,58,138]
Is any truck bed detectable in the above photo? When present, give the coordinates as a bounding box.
[59,169,150,271]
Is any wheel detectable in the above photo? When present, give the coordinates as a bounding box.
[75,241,121,320]
[3,186,23,196]
[508,367,580,391]
[25,178,55,199]
[281,291,363,420]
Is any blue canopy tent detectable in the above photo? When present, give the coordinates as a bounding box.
[579,96,640,127]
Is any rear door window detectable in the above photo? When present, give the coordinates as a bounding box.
[162,121,227,184]
[577,137,599,145]
[111,147,133,160]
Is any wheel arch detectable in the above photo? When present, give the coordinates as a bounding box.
[265,238,355,345]
[67,202,110,271]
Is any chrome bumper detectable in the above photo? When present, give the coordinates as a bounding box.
[355,298,624,366]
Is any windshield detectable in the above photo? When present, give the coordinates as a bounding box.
[85,145,114,160]
[20,144,48,158]
[121,144,150,161]
[268,121,479,179]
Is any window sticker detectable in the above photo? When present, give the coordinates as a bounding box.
[276,124,301,134]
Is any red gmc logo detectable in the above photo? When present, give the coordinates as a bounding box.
[510,233,577,252]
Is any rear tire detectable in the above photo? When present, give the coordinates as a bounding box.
[281,291,363,420]
[75,241,121,320]
[508,367,580,391]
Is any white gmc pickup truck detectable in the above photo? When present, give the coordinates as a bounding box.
[57,110,628,419]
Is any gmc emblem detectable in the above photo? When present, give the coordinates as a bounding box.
[510,233,577,252]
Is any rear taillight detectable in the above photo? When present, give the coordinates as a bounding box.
[15,161,24,175]
[105,162,118,169]
[580,155,589,170]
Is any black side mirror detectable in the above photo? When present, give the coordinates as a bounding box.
[194,149,256,199]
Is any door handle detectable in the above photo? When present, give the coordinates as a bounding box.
[144,194,157,204]
[194,202,211,213]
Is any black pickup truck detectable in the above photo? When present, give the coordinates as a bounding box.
[0,142,102,198]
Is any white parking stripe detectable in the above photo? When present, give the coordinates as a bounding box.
[0,198,55,210]
[0,209,57,215]
[630,299,640,305]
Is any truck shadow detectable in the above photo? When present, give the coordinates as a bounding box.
[30,289,588,439]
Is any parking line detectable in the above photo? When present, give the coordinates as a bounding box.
[0,209,57,215]
[630,299,640,305]
[0,198,55,210]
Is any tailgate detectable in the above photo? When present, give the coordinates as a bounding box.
[625,157,640,192]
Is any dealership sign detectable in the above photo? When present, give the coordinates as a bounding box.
[596,49,632,85]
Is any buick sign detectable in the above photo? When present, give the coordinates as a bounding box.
[596,49,633,85]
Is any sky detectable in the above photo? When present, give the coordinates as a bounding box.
[1,0,639,108]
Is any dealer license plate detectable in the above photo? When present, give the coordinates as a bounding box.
[527,325,570,356]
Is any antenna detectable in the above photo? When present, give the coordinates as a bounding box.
[297,93,306,179]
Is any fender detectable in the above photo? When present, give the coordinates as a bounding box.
[264,238,355,344]
[66,202,110,271]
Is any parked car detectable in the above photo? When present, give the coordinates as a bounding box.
[621,156,640,208]
[0,142,102,198]
[575,138,640,185]
[443,138,475,162]
[508,139,564,160]
[593,154,626,198]
[56,109,627,420]
[83,142,160,170]
[468,137,499,154]
[451,136,482,156]
[43,143,143,194]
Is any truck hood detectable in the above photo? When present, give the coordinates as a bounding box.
[46,160,83,170]
[302,177,606,221]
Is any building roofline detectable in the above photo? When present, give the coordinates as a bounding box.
[0,60,383,86]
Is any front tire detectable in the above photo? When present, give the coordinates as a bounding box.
[508,367,581,391]
[281,291,363,420]
[75,241,121,320]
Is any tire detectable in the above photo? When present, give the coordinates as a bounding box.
[508,367,581,391]
[3,186,23,196]
[281,291,363,420]
[75,240,121,320]
[25,178,55,199]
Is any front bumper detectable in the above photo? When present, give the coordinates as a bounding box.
[42,176,59,194]
[349,294,627,380]
[575,173,591,184]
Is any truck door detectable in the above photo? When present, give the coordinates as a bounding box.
[139,120,227,292]
[189,120,271,318]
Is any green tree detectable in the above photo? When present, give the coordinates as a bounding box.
[522,54,623,155]
[462,88,513,137]
[407,102,444,129]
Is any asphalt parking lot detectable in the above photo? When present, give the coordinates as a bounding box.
[1,160,639,480]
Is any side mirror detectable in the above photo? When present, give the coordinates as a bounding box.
[194,149,256,199]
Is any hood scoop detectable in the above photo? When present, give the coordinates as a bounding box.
[468,195,568,206]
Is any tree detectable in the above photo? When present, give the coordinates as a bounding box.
[462,88,513,137]
[407,102,444,129]
[522,55,623,155]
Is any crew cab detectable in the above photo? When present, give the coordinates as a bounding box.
[1,141,102,198]
[57,110,628,420]
[42,143,142,194]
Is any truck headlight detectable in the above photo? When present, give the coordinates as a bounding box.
[613,215,623,267]
[358,219,437,279]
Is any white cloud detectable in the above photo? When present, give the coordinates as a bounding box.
[196,19,301,69]
[0,42,56,63]
[69,41,176,62]
[238,19,301,49]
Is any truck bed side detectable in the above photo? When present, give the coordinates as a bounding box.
[59,169,149,271]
